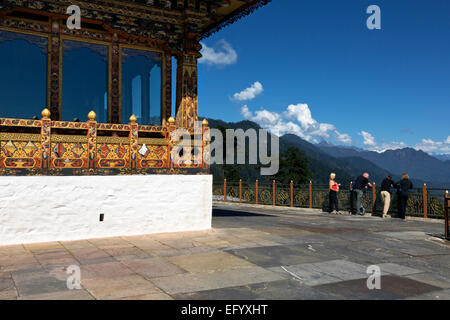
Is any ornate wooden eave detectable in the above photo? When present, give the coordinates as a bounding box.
[0,0,271,51]
[201,0,272,38]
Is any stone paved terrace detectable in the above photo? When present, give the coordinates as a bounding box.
[1,203,450,300]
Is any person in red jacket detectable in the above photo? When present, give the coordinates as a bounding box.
[329,173,341,214]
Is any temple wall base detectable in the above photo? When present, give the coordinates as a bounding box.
[0,175,212,245]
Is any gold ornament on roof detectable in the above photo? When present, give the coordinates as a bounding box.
[129,114,137,123]
[88,111,97,121]
[41,108,51,119]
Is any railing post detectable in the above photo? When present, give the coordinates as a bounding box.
[445,190,449,240]
[372,182,377,215]
[87,111,98,170]
[350,182,354,214]
[290,181,294,208]
[423,184,428,219]
[309,181,313,209]
[239,179,242,203]
[272,180,276,206]
[167,116,176,169]
[256,180,259,205]
[129,114,138,171]
[223,179,227,203]
[40,108,51,170]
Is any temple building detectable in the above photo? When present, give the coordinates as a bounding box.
[0,0,271,175]
[0,0,271,245]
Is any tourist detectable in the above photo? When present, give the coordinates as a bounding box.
[396,173,414,220]
[380,174,397,218]
[353,173,372,216]
[329,173,341,214]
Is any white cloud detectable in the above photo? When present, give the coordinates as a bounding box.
[335,131,352,144]
[415,138,450,154]
[357,131,407,152]
[199,40,237,66]
[240,105,252,119]
[241,103,338,143]
[284,104,317,129]
[359,131,376,147]
[233,82,264,101]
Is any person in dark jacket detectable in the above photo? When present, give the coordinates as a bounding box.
[380,174,397,218]
[396,173,413,220]
[353,173,372,215]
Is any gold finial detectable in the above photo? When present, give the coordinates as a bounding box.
[129,114,137,123]
[41,108,51,119]
[88,111,96,121]
[168,117,175,125]
[202,119,209,126]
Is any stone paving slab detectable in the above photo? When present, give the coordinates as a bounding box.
[120,292,174,300]
[12,268,68,297]
[80,261,136,280]
[0,276,15,292]
[82,275,163,300]
[377,263,423,276]
[314,275,440,300]
[0,245,29,256]
[102,246,149,260]
[378,231,430,241]
[173,279,342,300]
[150,266,285,295]
[18,290,95,300]
[0,289,18,300]
[167,251,256,274]
[406,273,450,289]
[69,248,115,265]
[268,265,343,286]
[0,254,40,272]
[226,245,332,268]
[120,257,186,279]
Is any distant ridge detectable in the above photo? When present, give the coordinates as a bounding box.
[204,118,432,185]
[317,144,450,185]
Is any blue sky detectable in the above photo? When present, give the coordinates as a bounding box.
[195,0,450,154]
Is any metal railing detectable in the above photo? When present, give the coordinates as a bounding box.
[214,179,449,219]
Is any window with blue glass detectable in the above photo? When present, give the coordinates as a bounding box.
[0,30,48,119]
[121,48,162,125]
[62,40,108,123]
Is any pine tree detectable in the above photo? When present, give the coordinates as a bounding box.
[275,147,313,184]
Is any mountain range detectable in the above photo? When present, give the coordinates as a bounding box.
[316,143,450,186]
[205,118,450,188]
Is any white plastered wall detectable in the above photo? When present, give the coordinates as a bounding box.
[0,175,212,245]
